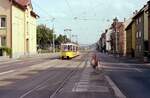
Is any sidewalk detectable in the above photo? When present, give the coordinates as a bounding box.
[104,53,147,64]
[0,52,60,63]
[0,56,11,62]
[99,53,150,67]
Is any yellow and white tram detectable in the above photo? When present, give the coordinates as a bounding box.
[60,43,79,59]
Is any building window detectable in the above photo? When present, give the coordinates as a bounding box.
[136,18,139,24]
[139,31,141,38]
[0,36,6,47]
[136,32,139,38]
[139,45,142,51]
[1,36,6,46]
[139,17,141,23]
[136,45,139,51]
[0,17,6,28]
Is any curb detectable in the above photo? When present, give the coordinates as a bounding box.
[104,75,126,98]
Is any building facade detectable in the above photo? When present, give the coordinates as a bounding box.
[106,29,112,53]
[0,0,38,58]
[133,5,148,58]
[117,22,125,55]
[125,17,136,57]
[101,32,106,52]
[111,18,125,55]
[147,1,150,54]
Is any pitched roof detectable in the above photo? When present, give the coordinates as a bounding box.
[9,0,39,18]
[14,0,30,6]
[125,18,133,30]
[10,0,30,10]
[133,5,147,19]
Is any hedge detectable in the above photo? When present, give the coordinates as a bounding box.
[0,47,12,56]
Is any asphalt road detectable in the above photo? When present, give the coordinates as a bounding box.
[98,53,150,98]
[0,53,88,98]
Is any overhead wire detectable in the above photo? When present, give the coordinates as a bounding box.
[64,0,74,17]
[32,0,54,20]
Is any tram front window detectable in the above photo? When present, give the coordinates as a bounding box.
[68,45,72,51]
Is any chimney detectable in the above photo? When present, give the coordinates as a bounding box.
[113,17,118,22]
[124,18,126,22]
[135,10,138,13]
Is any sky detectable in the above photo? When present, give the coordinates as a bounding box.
[32,0,148,45]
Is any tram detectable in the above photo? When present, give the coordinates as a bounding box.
[60,43,79,59]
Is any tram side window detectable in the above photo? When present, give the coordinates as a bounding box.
[73,46,75,52]
[68,45,73,51]
[64,45,68,51]
[75,46,76,52]
[74,46,77,52]
[68,45,71,51]
[75,47,77,52]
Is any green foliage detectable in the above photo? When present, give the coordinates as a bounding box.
[0,47,12,56]
[55,34,70,45]
[37,24,54,49]
[37,24,70,50]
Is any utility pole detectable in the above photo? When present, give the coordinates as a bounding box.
[52,18,55,53]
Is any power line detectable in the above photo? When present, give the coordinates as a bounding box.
[32,0,54,19]
[64,0,74,17]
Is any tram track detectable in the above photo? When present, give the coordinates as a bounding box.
[18,53,88,98]
[0,52,90,98]
[49,58,88,98]
[18,60,73,98]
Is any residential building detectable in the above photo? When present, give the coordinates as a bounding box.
[125,17,136,57]
[147,1,150,53]
[106,29,112,53]
[111,18,125,55]
[101,32,106,52]
[125,21,132,56]
[98,37,102,52]
[133,5,148,57]
[0,0,38,58]
[117,22,125,55]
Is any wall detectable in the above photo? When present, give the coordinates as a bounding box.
[144,11,148,41]
[25,6,37,55]
[28,15,37,54]
[131,21,136,50]
[0,0,11,48]
[12,5,25,58]
[135,14,144,57]
[106,30,111,51]
[126,27,132,56]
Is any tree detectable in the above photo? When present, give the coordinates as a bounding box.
[55,34,70,46]
[37,24,70,50]
[37,24,53,49]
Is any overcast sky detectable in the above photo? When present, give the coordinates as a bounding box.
[32,0,148,45]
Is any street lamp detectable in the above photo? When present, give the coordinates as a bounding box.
[51,18,55,53]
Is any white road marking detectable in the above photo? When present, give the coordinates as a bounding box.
[105,75,126,98]
[134,68,143,72]
[103,65,143,72]
[0,70,15,75]
[101,62,146,66]
[0,60,21,65]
